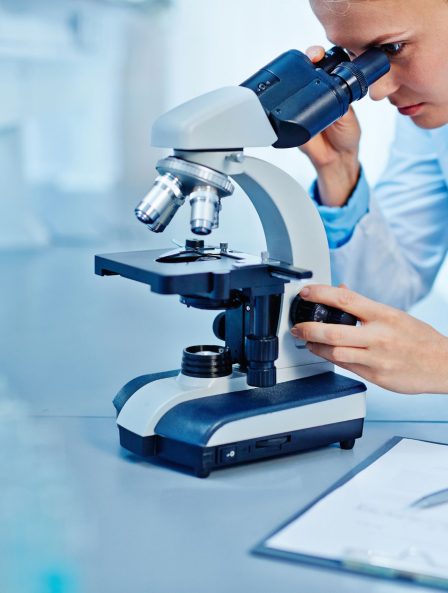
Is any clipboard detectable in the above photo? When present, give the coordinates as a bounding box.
[253,437,448,590]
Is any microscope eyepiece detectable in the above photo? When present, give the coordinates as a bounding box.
[350,48,391,87]
[241,45,390,148]
[332,48,390,101]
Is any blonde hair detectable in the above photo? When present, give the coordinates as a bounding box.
[322,0,373,15]
[322,0,446,16]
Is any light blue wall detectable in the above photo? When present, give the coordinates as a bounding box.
[0,0,446,423]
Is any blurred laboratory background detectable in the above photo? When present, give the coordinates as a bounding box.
[1,0,446,417]
[1,0,447,589]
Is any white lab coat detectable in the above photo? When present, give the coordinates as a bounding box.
[327,116,448,310]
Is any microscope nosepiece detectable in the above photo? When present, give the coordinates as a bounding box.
[135,157,234,235]
[135,173,185,233]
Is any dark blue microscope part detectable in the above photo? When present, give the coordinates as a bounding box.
[95,249,312,298]
[155,371,365,446]
[241,46,390,148]
[118,371,366,477]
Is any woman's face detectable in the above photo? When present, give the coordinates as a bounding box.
[310,0,448,128]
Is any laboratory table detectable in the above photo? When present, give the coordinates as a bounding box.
[39,417,448,593]
[1,246,448,593]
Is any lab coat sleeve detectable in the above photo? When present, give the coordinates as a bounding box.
[309,170,370,248]
[328,115,448,310]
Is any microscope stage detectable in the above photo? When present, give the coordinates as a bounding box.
[95,248,311,297]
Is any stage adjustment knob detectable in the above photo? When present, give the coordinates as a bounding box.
[290,296,358,326]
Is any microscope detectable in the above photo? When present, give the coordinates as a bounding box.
[96,46,390,477]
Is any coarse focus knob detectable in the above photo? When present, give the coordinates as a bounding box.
[290,296,358,326]
[245,335,278,388]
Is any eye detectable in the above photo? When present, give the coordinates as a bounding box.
[379,42,405,56]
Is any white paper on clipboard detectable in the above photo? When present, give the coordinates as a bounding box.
[264,438,448,581]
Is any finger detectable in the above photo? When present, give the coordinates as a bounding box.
[306,342,370,366]
[306,45,325,63]
[298,133,325,157]
[299,284,390,322]
[291,321,369,347]
[334,106,357,125]
[322,360,375,383]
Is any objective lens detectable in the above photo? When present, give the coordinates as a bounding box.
[134,173,184,233]
[189,186,221,235]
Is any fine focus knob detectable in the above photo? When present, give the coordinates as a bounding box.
[245,334,278,388]
[290,296,358,326]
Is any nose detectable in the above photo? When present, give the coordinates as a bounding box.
[369,69,400,102]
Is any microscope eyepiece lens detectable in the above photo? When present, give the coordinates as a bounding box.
[332,47,390,101]
[351,47,391,86]
[134,173,185,233]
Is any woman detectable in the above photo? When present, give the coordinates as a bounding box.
[291,0,448,394]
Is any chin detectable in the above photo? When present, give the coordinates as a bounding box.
[411,109,448,130]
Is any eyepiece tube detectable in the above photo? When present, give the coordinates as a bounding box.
[314,46,350,73]
[352,47,391,86]
[332,48,390,101]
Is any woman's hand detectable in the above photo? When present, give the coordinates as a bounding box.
[300,46,362,207]
[291,284,448,394]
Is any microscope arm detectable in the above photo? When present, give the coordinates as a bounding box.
[172,149,333,376]
[235,155,333,375]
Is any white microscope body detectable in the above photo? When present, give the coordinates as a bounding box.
[96,47,390,476]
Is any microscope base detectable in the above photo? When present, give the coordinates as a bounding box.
[119,417,363,478]
[117,371,366,478]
